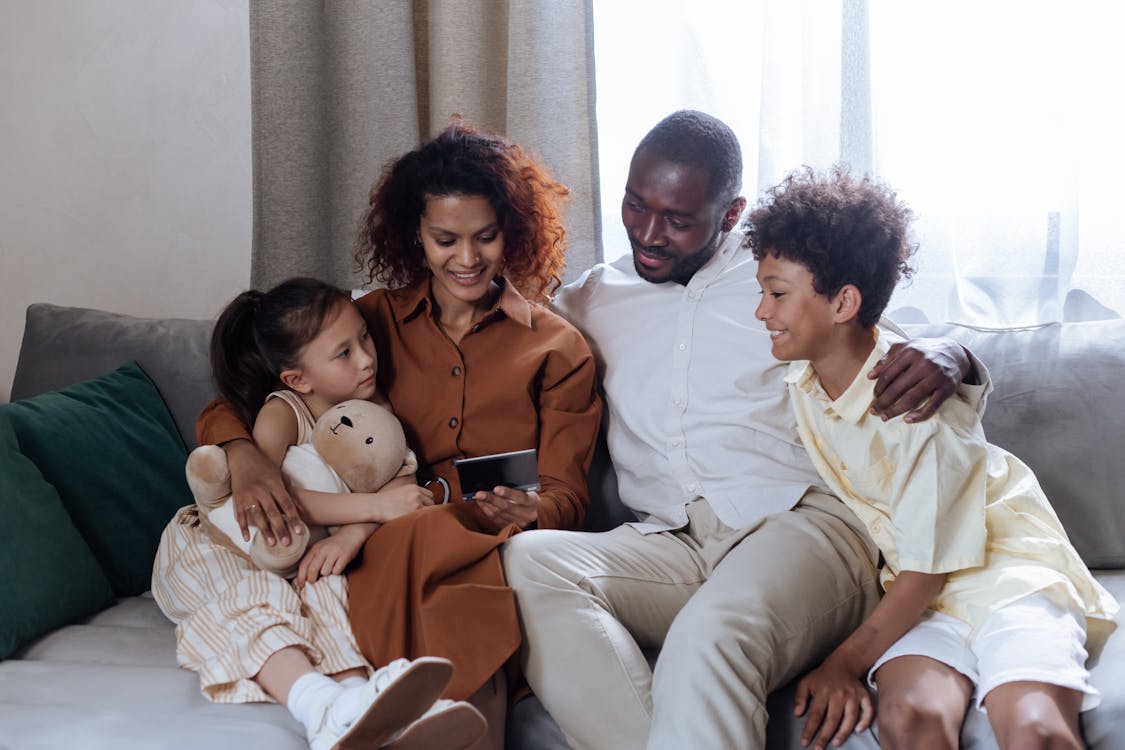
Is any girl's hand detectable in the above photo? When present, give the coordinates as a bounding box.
[225,438,304,548]
[794,656,874,750]
[294,525,369,589]
[474,486,540,531]
[369,484,436,523]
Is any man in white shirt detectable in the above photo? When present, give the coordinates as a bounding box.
[502,110,981,750]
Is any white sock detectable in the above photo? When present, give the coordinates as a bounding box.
[337,675,367,689]
[287,672,342,731]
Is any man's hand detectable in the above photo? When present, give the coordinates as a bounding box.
[794,656,874,749]
[224,438,304,547]
[867,338,972,422]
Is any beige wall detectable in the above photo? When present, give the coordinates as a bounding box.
[0,0,252,402]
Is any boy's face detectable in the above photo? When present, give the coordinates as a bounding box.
[755,253,838,362]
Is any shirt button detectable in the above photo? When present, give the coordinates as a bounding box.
[678,343,686,351]
[673,398,683,406]
[451,366,462,376]
[672,439,681,447]
[448,417,459,428]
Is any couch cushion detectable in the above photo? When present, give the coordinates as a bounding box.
[11,303,214,450]
[0,413,114,660]
[903,319,1125,568]
[2,361,194,595]
[0,661,304,750]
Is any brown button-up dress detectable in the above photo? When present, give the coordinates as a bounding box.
[197,276,601,699]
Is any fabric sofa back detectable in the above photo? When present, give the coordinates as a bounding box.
[12,304,214,450]
[12,303,1125,568]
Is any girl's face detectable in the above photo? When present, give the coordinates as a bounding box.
[283,301,376,409]
[418,193,505,312]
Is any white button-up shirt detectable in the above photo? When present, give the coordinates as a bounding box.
[556,231,986,533]
[556,232,831,532]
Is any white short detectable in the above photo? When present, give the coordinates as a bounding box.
[869,591,1099,711]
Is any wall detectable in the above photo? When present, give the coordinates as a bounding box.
[0,0,252,402]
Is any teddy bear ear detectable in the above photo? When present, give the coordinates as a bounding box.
[395,449,419,478]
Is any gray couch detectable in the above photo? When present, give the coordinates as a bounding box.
[3,302,1123,749]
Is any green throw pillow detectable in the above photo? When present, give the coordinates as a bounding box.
[2,360,193,595]
[0,412,115,659]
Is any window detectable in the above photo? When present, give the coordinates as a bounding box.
[594,1,1125,326]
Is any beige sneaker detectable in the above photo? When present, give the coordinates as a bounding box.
[307,657,454,750]
[383,699,488,750]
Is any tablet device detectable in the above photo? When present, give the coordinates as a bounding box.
[454,449,539,501]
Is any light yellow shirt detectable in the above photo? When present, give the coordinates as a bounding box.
[786,332,1117,648]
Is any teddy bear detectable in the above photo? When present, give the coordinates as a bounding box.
[185,398,418,578]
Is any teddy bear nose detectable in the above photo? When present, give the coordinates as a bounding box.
[340,417,353,428]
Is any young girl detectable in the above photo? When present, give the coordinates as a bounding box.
[151,277,486,750]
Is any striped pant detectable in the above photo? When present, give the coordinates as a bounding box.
[151,505,371,703]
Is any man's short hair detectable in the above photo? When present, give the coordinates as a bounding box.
[636,110,743,202]
[743,166,917,327]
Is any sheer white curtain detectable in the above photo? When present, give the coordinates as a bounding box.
[594,0,1125,326]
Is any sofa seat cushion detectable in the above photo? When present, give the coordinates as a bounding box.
[0,596,304,750]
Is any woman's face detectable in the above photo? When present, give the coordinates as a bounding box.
[419,193,505,311]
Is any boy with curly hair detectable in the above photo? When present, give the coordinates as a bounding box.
[747,166,1117,750]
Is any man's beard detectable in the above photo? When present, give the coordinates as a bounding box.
[631,226,723,285]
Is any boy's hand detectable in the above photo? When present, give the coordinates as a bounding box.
[295,526,367,588]
[868,338,970,422]
[795,656,874,750]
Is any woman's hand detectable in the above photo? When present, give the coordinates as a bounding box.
[474,486,540,531]
[294,524,371,589]
[867,338,972,422]
[224,438,305,548]
[794,654,874,750]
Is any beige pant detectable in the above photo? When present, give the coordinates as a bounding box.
[502,491,881,750]
[152,505,371,703]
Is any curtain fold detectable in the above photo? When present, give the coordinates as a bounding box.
[250,0,600,291]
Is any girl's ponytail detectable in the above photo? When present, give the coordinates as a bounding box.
[210,290,275,429]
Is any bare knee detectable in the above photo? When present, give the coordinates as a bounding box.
[1001,720,1083,750]
[877,692,960,750]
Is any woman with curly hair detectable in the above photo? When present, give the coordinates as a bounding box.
[197,121,602,748]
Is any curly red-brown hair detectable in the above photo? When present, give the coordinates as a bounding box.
[356,120,570,302]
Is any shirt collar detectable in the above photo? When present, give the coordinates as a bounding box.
[784,330,891,424]
[389,275,533,329]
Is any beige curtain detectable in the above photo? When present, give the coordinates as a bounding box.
[249,0,602,291]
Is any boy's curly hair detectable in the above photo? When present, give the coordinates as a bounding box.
[356,120,570,302]
[743,166,917,327]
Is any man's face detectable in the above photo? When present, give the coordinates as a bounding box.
[621,149,741,285]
